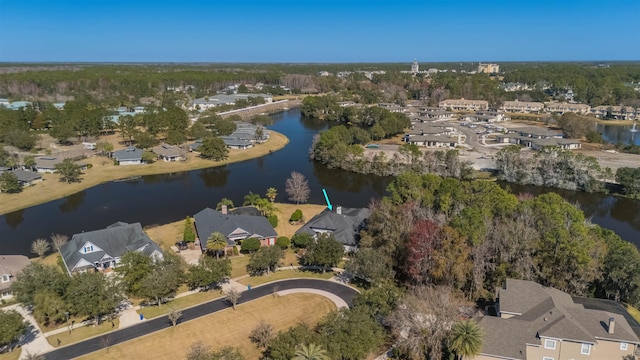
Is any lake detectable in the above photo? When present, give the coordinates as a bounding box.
[596,122,640,146]
[1,109,639,256]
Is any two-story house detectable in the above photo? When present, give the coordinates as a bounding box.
[469,279,640,360]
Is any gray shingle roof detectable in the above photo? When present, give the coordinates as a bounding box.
[151,144,184,158]
[0,255,30,292]
[193,208,277,250]
[479,279,640,358]
[59,222,162,274]
[219,136,252,147]
[295,207,370,247]
[112,147,143,161]
[2,170,42,183]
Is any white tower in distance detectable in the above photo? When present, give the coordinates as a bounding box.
[411,59,419,73]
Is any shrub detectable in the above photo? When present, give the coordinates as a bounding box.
[56,255,66,273]
[233,246,239,256]
[268,214,278,228]
[292,233,313,248]
[275,236,290,249]
[289,209,303,222]
[241,238,261,253]
[184,217,196,242]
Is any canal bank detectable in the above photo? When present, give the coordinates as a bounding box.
[1,108,639,256]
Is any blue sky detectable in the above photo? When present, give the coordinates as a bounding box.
[0,0,638,62]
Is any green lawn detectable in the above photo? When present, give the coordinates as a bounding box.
[137,290,223,319]
[230,255,251,278]
[46,318,120,348]
[237,269,335,287]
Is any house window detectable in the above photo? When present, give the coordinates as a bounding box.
[580,343,591,355]
[621,342,628,350]
[83,245,94,253]
[1,274,9,282]
[544,339,556,350]
[543,357,554,360]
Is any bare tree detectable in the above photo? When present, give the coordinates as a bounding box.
[249,320,274,348]
[387,286,474,360]
[50,233,69,251]
[285,171,310,204]
[30,238,50,258]
[225,288,241,310]
[187,342,211,360]
[167,307,183,329]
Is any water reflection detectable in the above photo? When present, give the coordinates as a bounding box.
[4,209,24,229]
[300,116,329,131]
[596,123,640,146]
[59,191,87,213]
[198,166,231,188]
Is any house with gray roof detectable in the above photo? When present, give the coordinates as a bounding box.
[0,255,30,300]
[59,222,163,275]
[151,144,186,162]
[469,279,640,360]
[295,206,370,251]
[34,156,88,173]
[112,147,143,165]
[2,169,42,187]
[193,206,278,252]
[219,136,253,150]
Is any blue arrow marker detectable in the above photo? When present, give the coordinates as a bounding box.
[322,188,333,211]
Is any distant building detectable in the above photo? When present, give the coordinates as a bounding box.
[0,100,33,111]
[190,93,273,111]
[411,59,419,73]
[591,106,638,120]
[439,99,489,111]
[501,100,544,114]
[544,102,591,115]
[477,63,500,74]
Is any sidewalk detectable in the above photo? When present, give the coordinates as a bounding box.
[3,304,55,359]
[15,265,352,356]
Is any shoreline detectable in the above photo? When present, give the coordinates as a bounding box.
[0,131,290,216]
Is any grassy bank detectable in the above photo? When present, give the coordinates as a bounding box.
[0,131,289,216]
[78,293,336,360]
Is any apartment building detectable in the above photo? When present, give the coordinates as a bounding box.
[543,102,591,115]
[478,63,500,74]
[439,99,489,111]
[501,100,544,113]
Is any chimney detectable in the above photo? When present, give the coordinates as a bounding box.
[336,206,342,215]
[608,317,615,334]
[221,205,227,215]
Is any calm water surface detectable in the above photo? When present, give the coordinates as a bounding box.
[1,109,639,256]
[0,110,391,256]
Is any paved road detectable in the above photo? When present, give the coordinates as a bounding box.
[43,279,358,360]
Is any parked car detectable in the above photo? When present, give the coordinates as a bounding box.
[175,241,188,250]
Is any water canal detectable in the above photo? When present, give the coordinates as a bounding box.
[1,109,639,255]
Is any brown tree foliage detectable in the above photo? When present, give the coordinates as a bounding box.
[387,286,473,360]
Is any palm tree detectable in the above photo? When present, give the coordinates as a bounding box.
[292,343,329,360]
[449,320,483,360]
[206,232,228,260]
[243,191,261,206]
[266,187,277,203]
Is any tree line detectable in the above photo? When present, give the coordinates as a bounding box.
[495,145,612,192]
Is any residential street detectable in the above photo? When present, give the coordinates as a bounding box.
[42,278,358,360]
